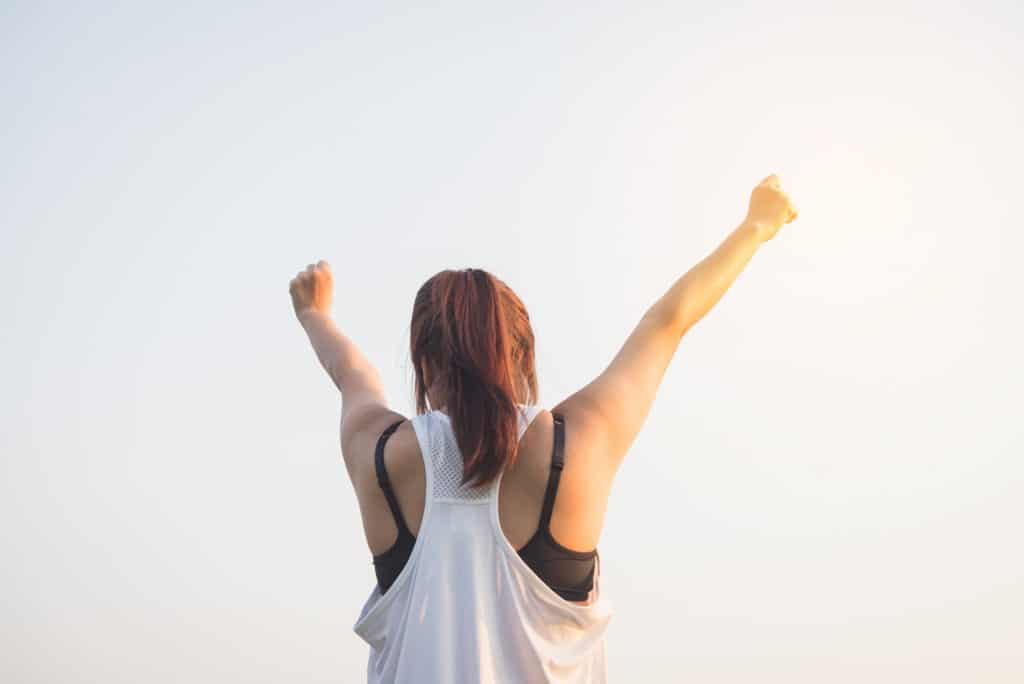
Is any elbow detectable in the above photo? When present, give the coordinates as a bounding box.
[645,303,689,342]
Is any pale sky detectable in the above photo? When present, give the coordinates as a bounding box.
[3,2,1022,682]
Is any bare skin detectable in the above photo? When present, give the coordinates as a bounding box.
[290,174,799,600]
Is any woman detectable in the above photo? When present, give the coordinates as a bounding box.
[289,175,798,683]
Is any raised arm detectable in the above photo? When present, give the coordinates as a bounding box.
[289,260,392,447]
[552,174,799,479]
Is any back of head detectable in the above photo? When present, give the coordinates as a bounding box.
[410,268,538,488]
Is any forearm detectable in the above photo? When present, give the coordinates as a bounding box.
[298,310,381,394]
[647,220,764,338]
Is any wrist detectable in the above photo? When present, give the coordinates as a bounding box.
[738,218,769,244]
[298,308,331,328]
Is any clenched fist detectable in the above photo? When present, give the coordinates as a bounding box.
[289,260,334,322]
[745,174,798,242]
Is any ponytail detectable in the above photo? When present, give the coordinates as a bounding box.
[410,268,538,487]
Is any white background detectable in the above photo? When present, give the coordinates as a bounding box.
[3,1,1022,681]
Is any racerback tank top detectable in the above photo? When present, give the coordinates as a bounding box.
[371,407,599,601]
[353,404,614,683]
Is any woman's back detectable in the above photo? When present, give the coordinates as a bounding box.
[353,404,614,683]
[364,406,612,572]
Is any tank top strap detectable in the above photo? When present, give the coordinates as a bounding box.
[516,403,544,440]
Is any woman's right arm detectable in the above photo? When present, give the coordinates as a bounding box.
[648,173,799,336]
[553,174,799,479]
[647,217,764,338]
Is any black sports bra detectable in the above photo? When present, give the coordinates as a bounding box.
[370,411,598,602]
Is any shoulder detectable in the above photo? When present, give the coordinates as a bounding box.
[340,402,412,488]
[510,408,554,479]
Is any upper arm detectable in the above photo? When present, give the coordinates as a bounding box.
[337,368,404,486]
[552,310,682,479]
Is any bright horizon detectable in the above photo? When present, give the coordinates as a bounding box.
[3,2,1022,681]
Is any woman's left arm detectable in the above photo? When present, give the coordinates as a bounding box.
[289,261,392,452]
[298,308,386,402]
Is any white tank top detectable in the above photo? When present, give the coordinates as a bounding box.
[352,404,614,683]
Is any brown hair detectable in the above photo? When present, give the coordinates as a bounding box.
[410,268,538,487]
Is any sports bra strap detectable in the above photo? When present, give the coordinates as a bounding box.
[537,412,566,529]
[374,418,412,537]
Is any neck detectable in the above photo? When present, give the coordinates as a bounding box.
[434,401,527,415]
